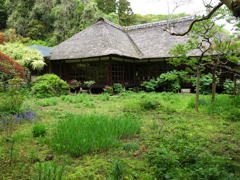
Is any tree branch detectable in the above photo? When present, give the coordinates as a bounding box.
[165,2,224,36]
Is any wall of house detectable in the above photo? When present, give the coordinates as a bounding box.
[49,58,175,88]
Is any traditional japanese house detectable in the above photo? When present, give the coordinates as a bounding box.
[50,16,226,88]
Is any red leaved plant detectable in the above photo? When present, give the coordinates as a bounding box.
[0,53,25,79]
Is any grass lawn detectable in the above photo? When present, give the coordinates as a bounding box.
[0,92,240,179]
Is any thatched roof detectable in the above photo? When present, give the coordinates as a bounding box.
[50,16,206,60]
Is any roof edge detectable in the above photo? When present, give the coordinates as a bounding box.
[99,16,195,31]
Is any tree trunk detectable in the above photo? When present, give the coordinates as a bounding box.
[233,75,237,95]
[195,66,201,112]
[211,66,217,103]
[221,0,240,17]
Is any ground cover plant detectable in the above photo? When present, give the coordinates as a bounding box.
[0,92,240,179]
[51,113,140,156]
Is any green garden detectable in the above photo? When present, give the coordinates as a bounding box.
[0,0,240,179]
[0,76,240,179]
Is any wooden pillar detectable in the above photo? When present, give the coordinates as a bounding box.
[49,60,53,74]
[108,57,113,85]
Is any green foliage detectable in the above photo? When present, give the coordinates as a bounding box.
[0,0,7,29]
[141,79,158,92]
[35,162,64,180]
[0,43,45,70]
[61,94,93,103]
[148,144,236,179]
[113,83,124,94]
[139,99,160,110]
[51,114,140,156]
[187,95,240,121]
[142,70,188,92]
[0,90,24,114]
[122,142,139,152]
[192,73,219,94]
[31,74,69,98]
[3,0,191,45]
[110,159,126,180]
[96,0,117,14]
[132,13,188,25]
[104,85,114,94]
[25,40,52,47]
[84,80,95,87]
[117,0,134,26]
[32,124,47,137]
[224,79,235,94]
[224,79,240,95]
[35,98,58,107]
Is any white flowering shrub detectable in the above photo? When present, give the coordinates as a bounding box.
[0,43,45,70]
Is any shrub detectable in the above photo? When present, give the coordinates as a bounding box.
[0,53,25,84]
[113,83,124,94]
[0,90,24,114]
[31,74,69,98]
[141,70,188,92]
[104,85,113,94]
[224,79,240,95]
[84,80,95,94]
[141,79,158,92]
[32,124,47,137]
[68,80,81,90]
[51,114,140,156]
[139,99,160,110]
[110,159,126,180]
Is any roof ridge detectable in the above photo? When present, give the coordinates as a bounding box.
[101,21,142,58]
[100,16,195,31]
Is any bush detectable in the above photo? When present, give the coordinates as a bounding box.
[139,99,160,110]
[113,83,124,94]
[141,79,158,92]
[104,85,113,94]
[224,79,240,95]
[32,124,47,137]
[51,114,140,156]
[31,74,69,98]
[0,90,24,114]
[141,71,188,92]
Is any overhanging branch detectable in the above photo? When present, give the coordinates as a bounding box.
[165,2,224,36]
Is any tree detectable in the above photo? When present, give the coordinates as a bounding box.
[0,43,45,71]
[209,37,240,102]
[5,0,35,36]
[220,0,240,17]
[170,19,219,112]
[166,1,240,36]
[0,53,25,83]
[96,0,117,14]
[117,0,134,25]
[79,0,100,30]
[0,0,7,29]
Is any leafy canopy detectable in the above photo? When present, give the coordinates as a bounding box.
[0,43,45,70]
